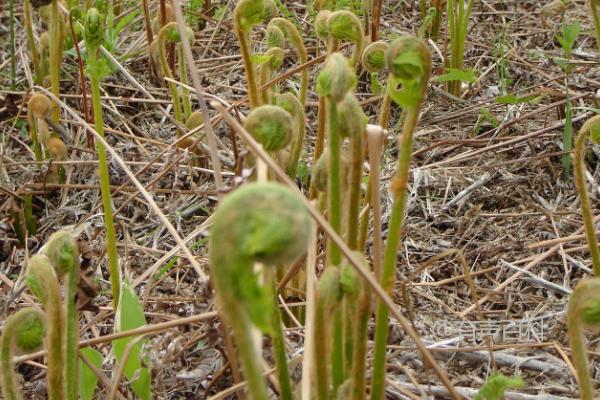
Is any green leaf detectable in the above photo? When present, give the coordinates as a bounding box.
[553,57,572,73]
[113,280,151,400]
[555,21,580,54]
[84,58,110,80]
[113,9,140,37]
[387,78,421,108]
[250,53,273,65]
[434,67,477,83]
[475,373,524,400]
[237,266,273,335]
[79,348,102,400]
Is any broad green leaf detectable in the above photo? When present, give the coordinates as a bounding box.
[387,78,421,108]
[475,373,524,400]
[113,280,151,400]
[434,67,477,83]
[555,21,580,54]
[84,58,110,80]
[113,9,140,37]
[79,348,102,400]
[251,53,273,65]
[238,267,273,335]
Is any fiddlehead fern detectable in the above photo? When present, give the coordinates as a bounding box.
[274,92,305,177]
[362,41,388,73]
[157,22,193,124]
[327,11,365,67]
[268,18,309,106]
[84,7,120,311]
[209,182,313,400]
[28,93,53,161]
[266,23,285,48]
[234,0,278,109]
[362,40,388,96]
[316,52,356,265]
[315,10,332,42]
[43,230,80,400]
[26,255,64,400]
[338,92,367,250]
[1,308,46,400]
[371,36,431,400]
[313,266,342,400]
[567,277,600,400]
[258,46,284,104]
[243,104,293,152]
[573,115,600,276]
[49,0,62,122]
[23,0,42,85]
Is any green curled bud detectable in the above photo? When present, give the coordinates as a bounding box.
[362,41,389,72]
[338,92,367,139]
[84,8,104,49]
[186,111,204,130]
[315,10,331,39]
[244,105,293,151]
[386,36,432,81]
[7,309,46,353]
[210,182,312,267]
[28,93,52,119]
[312,150,349,193]
[340,258,362,299]
[40,32,50,52]
[1,308,47,400]
[163,23,194,44]
[234,0,277,33]
[316,266,343,311]
[266,23,285,48]
[265,46,284,69]
[313,151,329,193]
[327,10,363,43]
[43,230,80,276]
[274,92,301,121]
[582,115,600,144]
[26,255,59,305]
[316,52,356,102]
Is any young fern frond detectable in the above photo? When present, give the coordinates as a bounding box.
[84,8,121,311]
[43,230,80,400]
[26,255,64,400]
[28,93,53,161]
[573,115,600,276]
[337,92,367,250]
[209,182,313,400]
[234,0,278,109]
[313,266,342,400]
[327,11,365,68]
[157,22,193,125]
[370,36,432,400]
[23,0,42,85]
[316,52,356,265]
[49,0,62,122]
[268,18,309,106]
[274,92,305,177]
[362,41,388,73]
[567,277,600,400]
[243,104,294,152]
[1,309,46,400]
[259,46,284,104]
